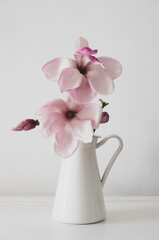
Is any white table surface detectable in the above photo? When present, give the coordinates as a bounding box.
[0,197,159,240]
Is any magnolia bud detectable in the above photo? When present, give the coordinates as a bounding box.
[12,119,39,131]
[100,112,109,124]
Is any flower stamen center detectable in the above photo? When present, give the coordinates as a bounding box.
[77,66,87,75]
[66,111,75,119]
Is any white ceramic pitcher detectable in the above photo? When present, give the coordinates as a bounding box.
[53,134,123,224]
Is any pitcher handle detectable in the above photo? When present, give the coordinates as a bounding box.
[96,135,123,188]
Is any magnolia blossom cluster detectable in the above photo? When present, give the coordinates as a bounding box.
[12,37,122,158]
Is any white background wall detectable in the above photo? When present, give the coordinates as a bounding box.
[0,0,159,196]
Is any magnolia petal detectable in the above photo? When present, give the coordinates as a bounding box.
[40,112,66,138]
[76,47,98,56]
[75,37,89,52]
[98,57,122,80]
[76,103,102,129]
[36,99,68,116]
[42,57,73,81]
[73,54,83,67]
[68,76,97,104]
[58,67,83,92]
[54,123,79,158]
[88,56,104,67]
[65,97,80,112]
[70,118,93,143]
[87,66,114,95]
[74,54,90,68]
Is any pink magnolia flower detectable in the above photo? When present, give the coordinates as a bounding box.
[100,112,109,123]
[12,119,39,131]
[37,98,102,158]
[42,37,122,104]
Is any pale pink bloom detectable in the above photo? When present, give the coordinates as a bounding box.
[100,112,109,123]
[42,37,122,104]
[37,98,102,158]
[12,119,39,131]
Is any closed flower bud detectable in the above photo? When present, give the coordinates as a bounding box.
[12,119,39,131]
[100,112,109,124]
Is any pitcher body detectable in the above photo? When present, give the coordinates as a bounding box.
[53,135,123,224]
